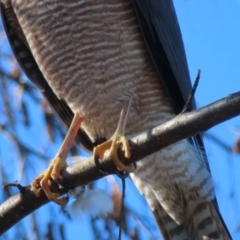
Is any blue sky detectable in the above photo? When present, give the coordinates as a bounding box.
[0,1,240,240]
[174,1,240,239]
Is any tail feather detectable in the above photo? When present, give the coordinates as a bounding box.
[145,190,189,240]
[153,204,189,240]
[142,187,231,239]
[186,198,231,240]
[208,201,231,239]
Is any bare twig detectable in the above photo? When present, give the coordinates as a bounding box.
[182,69,201,113]
[3,182,27,194]
[0,90,240,235]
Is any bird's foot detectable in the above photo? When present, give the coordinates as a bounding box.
[94,98,135,172]
[94,134,134,172]
[31,157,68,206]
[31,114,83,206]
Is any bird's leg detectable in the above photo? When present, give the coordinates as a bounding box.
[31,114,83,206]
[94,99,135,172]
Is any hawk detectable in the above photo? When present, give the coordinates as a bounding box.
[1,0,231,239]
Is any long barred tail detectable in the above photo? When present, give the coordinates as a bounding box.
[186,199,231,240]
[148,193,231,240]
[148,192,189,239]
[131,143,231,239]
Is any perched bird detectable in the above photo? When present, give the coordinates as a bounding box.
[1,0,231,239]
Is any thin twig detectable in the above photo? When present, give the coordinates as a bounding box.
[1,90,240,235]
[181,69,201,113]
[3,182,27,194]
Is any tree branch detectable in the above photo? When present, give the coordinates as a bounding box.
[1,90,240,235]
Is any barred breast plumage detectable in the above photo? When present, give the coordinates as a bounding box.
[2,0,231,239]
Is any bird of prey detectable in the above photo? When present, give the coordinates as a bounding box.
[1,0,231,239]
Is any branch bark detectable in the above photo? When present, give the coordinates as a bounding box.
[1,91,240,235]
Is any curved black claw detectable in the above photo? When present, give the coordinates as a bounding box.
[54,178,72,191]
[94,152,137,176]
[116,163,137,179]
[94,153,110,175]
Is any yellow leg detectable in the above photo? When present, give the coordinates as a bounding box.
[94,99,134,172]
[31,114,83,206]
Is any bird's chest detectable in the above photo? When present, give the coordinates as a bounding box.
[12,0,174,140]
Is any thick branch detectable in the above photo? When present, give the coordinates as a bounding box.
[1,91,240,235]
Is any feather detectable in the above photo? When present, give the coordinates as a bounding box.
[68,187,113,219]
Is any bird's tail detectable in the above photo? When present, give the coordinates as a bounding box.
[141,185,231,239]
[186,198,231,240]
[149,192,189,239]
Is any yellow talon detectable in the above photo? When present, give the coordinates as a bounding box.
[31,114,83,206]
[31,157,68,206]
[94,99,134,172]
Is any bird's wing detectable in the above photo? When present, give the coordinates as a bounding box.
[133,0,231,238]
[132,0,193,114]
[132,0,207,163]
[1,2,95,151]
[132,0,208,168]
